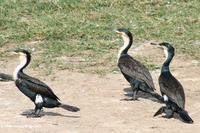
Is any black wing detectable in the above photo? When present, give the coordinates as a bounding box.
[18,72,59,100]
[118,54,155,90]
[15,79,36,102]
[159,72,185,109]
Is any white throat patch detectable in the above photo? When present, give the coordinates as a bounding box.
[163,46,168,64]
[13,54,27,80]
[117,34,130,63]
[35,94,43,104]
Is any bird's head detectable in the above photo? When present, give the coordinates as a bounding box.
[12,49,31,61]
[150,42,174,58]
[7,48,31,64]
[158,42,174,55]
[114,28,132,41]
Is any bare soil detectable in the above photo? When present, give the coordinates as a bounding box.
[0,43,200,133]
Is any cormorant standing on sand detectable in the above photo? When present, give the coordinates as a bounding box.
[11,49,79,117]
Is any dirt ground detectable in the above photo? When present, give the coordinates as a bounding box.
[0,43,200,133]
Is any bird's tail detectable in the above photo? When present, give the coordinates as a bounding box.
[146,89,164,103]
[59,103,80,112]
[178,109,193,124]
[154,106,165,117]
[152,92,164,103]
[0,73,13,81]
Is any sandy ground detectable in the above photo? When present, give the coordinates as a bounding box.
[0,43,200,133]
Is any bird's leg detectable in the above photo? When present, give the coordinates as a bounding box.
[132,89,139,101]
[27,105,42,118]
[26,107,37,118]
[163,104,174,118]
[27,94,44,118]
[34,107,42,117]
[30,94,44,117]
[131,81,140,100]
[123,81,140,101]
[163,110,174,118]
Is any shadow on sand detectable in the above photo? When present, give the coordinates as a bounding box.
[21,109,80,118]
[123,87,163,104]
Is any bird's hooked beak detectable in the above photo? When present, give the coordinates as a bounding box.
[6,48,19,57]
[150,42,169,59]
[158,42,166,46]
[6,49,26,60]
[113,29,123,35]
[150,42,164,50]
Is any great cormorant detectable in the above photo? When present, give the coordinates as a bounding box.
[114,28,163,102]
[153,42,193,123]
[11,49,79,117]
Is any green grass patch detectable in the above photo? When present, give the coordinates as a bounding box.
[0,0,200,74]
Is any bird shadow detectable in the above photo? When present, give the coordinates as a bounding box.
[122,87,162,104]
[0,73,14,82]
[157,112,186,123]
[20,109,80,118]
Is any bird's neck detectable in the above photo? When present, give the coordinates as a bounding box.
[161,52,174,73]
[13,56,28,80]
[117,35,132,62]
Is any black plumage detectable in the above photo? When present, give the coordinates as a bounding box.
[17,72,60,100]
[115,28,163,102]
[12,49,79,117]
[153,42,193,123]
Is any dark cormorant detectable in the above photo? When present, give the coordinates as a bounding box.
[114,28,163,102]
[11,49,79,117]
[153,42,193,123]
[0,73,13,81]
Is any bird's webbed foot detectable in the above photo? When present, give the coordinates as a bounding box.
[25,111,35,118]
[131,81,140,100]
[122,81,140,101]
[162,114,173,119]
[26,112,41,118]
[122,90,139,101]
[26,107,42,118]
[162,107,174,119]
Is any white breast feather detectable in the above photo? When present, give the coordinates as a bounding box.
[35,94,43,104]
[163,95,168,102]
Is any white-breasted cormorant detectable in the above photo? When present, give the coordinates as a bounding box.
[114,28,163,102]
[11,49,79,117]
[153,42,193,123]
